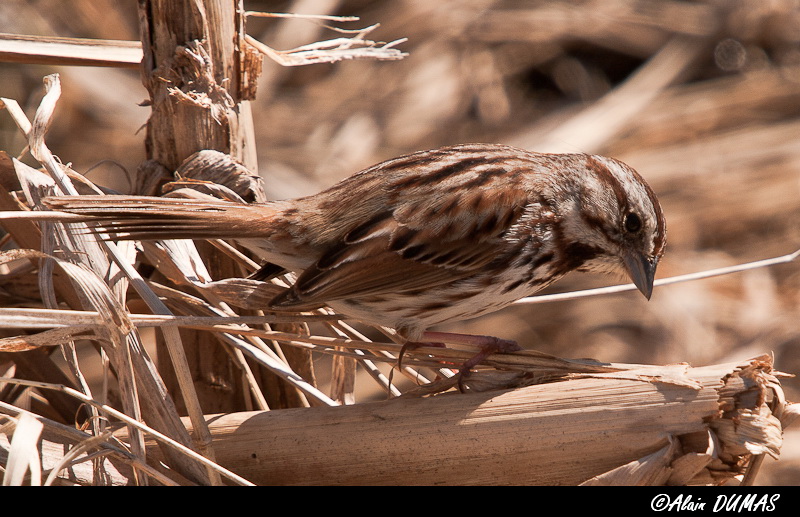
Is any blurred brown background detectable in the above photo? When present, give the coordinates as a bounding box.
[1,0,798,484]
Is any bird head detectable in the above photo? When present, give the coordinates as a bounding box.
[558,155,666,299]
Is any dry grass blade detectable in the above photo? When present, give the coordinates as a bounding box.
[9,74,223,485]
[0,90,217,482]
[138,239,337,407]
[0,378,254,486]
[0,326,96,353]
[0,400,178,486]
[246,33,407,67]
[0,32,142,68]
[244,11,360,22]
[0,97,32,142]
[243,9,370,48]
[2,413,44,486]
[0,250,150,478]
[42,431,117,486]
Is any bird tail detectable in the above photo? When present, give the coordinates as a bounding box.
[41,195,281,242]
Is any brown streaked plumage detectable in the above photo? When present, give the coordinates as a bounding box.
[41,143,666,380]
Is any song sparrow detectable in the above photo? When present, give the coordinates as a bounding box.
[42,143,666,377]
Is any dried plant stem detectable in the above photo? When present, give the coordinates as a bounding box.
[231,346,270,411]
[325,320,402,397]
[517,247,800,305]
[42,432,117,486]
[0,308,342,329]
[244,11,359,22]
[201,322,335,406]
[0,33,142,68]
[245,33,407,67]
[12,74,220,485]
[130,356,780,486]
[0,377,254,486]
[0,97,32,143]
[0,399,178,486]
[1,243,796,384]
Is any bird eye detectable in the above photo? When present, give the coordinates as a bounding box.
[624,212,642,233]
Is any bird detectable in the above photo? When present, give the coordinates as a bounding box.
[40,143,666,382]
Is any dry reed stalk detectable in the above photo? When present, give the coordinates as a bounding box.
[0,384,251,485]
[1,77,214,484]
[123,356,785,486]
[0,33,142,68]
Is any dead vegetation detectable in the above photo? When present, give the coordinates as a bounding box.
[0,0,797,485]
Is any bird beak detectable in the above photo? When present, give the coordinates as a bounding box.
[623,251,657,300]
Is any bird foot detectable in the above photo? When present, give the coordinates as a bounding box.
[407,331,522,392]
[397,340,446,370]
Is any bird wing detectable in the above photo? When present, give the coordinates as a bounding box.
[270,186,533,308]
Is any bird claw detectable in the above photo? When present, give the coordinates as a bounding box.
[398,332,522,393]
[397,340,445,370]
[454,336,521,392]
